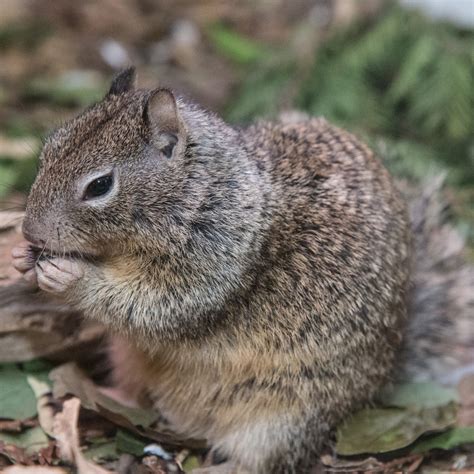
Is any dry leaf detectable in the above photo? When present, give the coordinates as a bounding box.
[50,363,205,449]
[320,454,383,471]
[0,420,23,432]
[53,397,113,474]
[26,375,55,437]
[320,453,424,473]
[3,466,68,473]
[142,455,169,473]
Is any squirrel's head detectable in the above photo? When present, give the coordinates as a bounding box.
[23,67,199,258]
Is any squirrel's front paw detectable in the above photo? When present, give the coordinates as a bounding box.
[36,257,86,294]
[11,242,39,284]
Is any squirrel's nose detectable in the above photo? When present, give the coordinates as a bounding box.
[22,218,45,248]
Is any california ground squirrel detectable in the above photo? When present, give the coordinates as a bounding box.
[12,68,473,473]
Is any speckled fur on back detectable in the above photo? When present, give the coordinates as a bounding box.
[21,69,472,473]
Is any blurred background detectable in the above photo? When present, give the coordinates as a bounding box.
[0,0,472,250]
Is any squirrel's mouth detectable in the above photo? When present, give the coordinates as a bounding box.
[29,245,97,262]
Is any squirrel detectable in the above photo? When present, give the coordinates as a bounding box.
[11,68,474,473]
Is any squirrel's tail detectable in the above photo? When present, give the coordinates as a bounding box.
[399,175,474,384]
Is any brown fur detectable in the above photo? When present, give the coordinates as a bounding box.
[20,68,443,473]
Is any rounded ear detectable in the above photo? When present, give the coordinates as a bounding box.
[144,89,184,159]
[145,88,180,135]
[107,67,136,96]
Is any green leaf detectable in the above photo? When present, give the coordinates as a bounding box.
[182,455,201,472]
[84,440,119,462]
[336,403,457,455]
[0,426,49,455]
[116,429,147,457]
[0,364,37,420]
[207,24,267,64]
[381,382,459,409]
[0,22,51,51]
[22,359,55,374]
[0,164,17,198]
[411,427,474,453]
[388,34,438,103]
[23,359,54,388]
[372,136,445,183]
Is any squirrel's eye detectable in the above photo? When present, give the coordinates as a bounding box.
[83,175,113,200]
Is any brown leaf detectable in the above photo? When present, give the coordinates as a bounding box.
[320,454,383,471]
[0,419,23,432]
[383,454,424,473]
[0,441,30,465]
[37,440,56,465]
[0,419,36,433]
[142,455,169,473]
[50,363,206,449]
[3,466,68,473]
[320,453,424,473]
[53,397,112,474]
[26,375,55,437]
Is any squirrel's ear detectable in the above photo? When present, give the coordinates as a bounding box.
[107,67,136,96]
[145,88,180,135]
[144,89,183,159]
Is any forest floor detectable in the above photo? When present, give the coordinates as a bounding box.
[0,1,473,472]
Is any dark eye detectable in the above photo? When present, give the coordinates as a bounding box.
[84,175,113,200]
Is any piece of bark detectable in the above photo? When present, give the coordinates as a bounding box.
[53,397,113,474]
[0,211,104,362]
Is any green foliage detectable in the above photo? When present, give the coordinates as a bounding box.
[336,381,464,456]
[0,426,49,455]
[0,163,17,198]
[207,24,268,64]
[0,22,51,51]
[0,364,38,420]
[0,156,38,197]
[225,5,473,246]
[297,7,473,148]
[115,429,147,456]
[226,59,296,122]
[411,427,474,453]
[23,71,106,107]
[227,7,473,177]
[381,382,458,409]
[84,440,119,462]
[182,455,201,472]
[336,403,457,455]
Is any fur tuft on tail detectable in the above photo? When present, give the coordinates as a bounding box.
[399,175,474,384]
